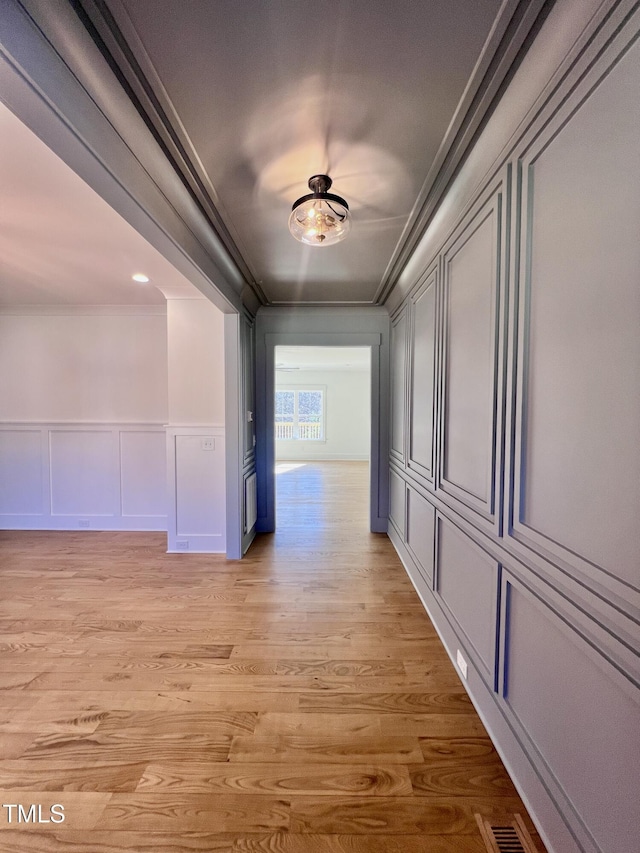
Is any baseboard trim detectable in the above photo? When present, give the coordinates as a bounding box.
[387,524,583,853]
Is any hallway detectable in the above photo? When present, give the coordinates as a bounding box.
[0,462,545,851]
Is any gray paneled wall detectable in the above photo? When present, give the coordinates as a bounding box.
[240,312,257,550]
[390,306,408,464]
[387,5,640,853]
[408,267,437,481]
[439,171,508,535]
[224,310,257,558]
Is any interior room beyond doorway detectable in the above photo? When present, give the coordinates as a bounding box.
[274,345,371,531]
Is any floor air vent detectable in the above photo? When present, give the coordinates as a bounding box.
[475,813,539,853]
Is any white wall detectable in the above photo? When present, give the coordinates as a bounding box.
[275,368,370,460]
[0,300,229,549]
[165,298,226,552]
[0,306,168,530]
[0,307,167,421]
[167,298,225,425]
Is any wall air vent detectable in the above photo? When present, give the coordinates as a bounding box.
[475,813,540,853]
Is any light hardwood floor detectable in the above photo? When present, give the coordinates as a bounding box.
[0,461,547,851]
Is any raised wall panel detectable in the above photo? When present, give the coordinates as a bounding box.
[50,429,116,516]
[226,312,257,558]
[511,36,640,597]
[406,486,435,584]
[242,314,256,465]
[438,172,508,533]
[169,428,226,552]
[0,429,43,515]
[390,306,408,463]
[389,467,406,539]
[503,579,640,853]
[435,515,498,682]
[119,430,166,517]
[244,471,257,533]
[408,267,437,481]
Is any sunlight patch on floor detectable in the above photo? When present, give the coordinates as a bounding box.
[275,462,307,474]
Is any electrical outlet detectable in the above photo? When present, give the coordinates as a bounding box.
[201,438,214,451]
[176,540,189,551]
[78,519,90,528]
[456,649,468,680]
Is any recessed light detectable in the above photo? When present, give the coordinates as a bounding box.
[132,273,149,283]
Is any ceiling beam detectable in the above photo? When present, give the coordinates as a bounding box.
[69,0,268,307]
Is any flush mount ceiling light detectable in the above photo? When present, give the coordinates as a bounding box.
[132,273,149,283]
[288,174,351,246]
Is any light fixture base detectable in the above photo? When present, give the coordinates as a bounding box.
[307,174,332,194]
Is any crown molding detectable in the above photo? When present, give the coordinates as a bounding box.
[0,303,167,316]
[376,0,555,305]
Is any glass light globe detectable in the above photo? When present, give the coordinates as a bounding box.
[288,175,351,246]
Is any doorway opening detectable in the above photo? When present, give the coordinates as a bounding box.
[274,346,371,538]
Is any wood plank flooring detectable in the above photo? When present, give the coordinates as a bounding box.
[0,460,547,852]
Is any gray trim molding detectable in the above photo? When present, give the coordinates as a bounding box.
[258,331,385,534]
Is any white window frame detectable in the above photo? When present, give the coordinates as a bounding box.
[275,385,326,441]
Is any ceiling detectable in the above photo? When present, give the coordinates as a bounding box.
[101,0,503,306]
[276,346,371,372]
[0,100,202,307]
[1,0,542,310]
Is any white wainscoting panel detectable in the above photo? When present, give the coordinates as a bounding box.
[0,428,44,515]
[50,429,117,517]
[120,430,167,518]
[166,425,226,553]
[0,423,166,530]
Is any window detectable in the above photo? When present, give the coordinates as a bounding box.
[275,389,324,440]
